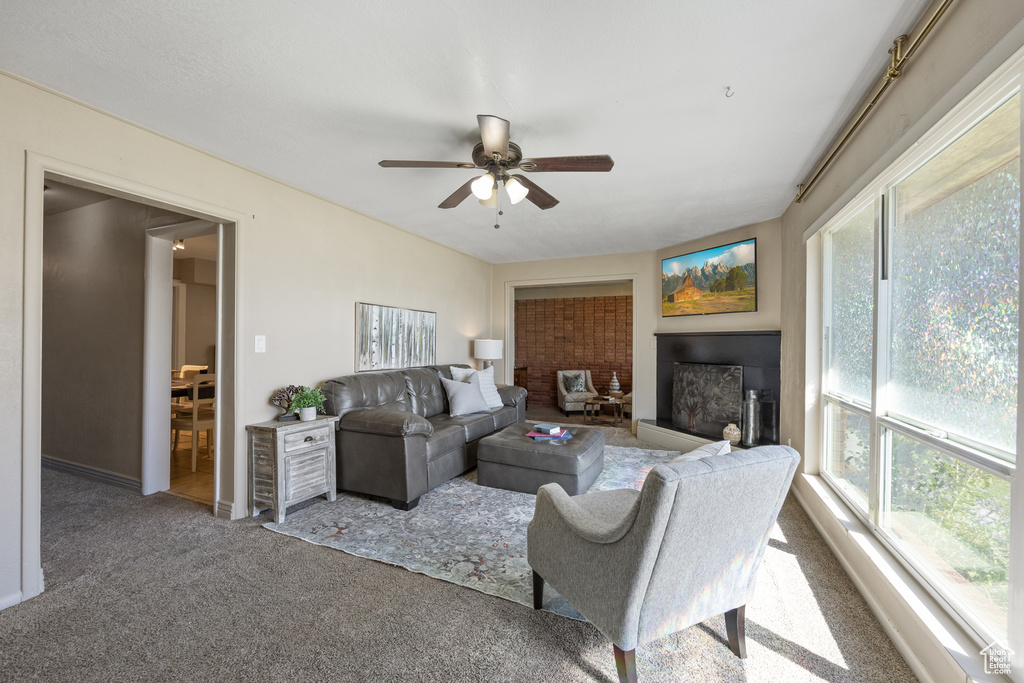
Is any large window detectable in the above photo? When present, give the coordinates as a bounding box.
[821,87,1020,647]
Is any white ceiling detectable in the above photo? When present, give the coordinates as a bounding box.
[2,1,932,263]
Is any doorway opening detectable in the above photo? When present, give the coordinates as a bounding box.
[40,179,223,505]
[169,231,219,503]
[504,275,638,428]
[22,153,243,603]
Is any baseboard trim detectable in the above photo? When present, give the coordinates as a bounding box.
[0,590,23,611]
[42,456,142,493]
[216,499,234,519]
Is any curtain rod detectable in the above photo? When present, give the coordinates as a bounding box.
[794,0,956,204]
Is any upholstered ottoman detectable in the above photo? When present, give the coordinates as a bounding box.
[476,423,605,495]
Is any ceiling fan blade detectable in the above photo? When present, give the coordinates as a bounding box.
[477,115,510,161]
[519,155,614,172]
[379,160,477,169]
[513,175,559,210]
[438,178,476,209]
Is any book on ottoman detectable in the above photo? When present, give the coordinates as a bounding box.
[533,423,562,435]
[526,428,572,441]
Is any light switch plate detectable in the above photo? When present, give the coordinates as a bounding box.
[255,335,266,353]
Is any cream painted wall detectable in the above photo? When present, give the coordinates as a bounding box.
[183,283,217,371]
[491,220,782,424]
[174,257,217,286]
[0,71,492,606]
[656,218,781,333]
[514,281,633,300]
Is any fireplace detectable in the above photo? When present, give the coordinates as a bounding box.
[671,363,743,435]
[655,331,780,445]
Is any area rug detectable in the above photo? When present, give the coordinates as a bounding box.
[263,445,680,619]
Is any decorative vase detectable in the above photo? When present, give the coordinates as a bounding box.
[741,390,761,447]
[299,407,316,422]
[723,423,741,446]
[761,396,779,444]
[609,372,620,394]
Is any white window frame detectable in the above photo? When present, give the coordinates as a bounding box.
[819,58,1023,652]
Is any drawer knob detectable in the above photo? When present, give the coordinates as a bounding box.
[304,436,314,442]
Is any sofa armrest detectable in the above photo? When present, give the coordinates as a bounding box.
[341,409,433,437]
[497,384,527,406]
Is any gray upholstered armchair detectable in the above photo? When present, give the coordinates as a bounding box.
[527,445,800,683]
[556,369,598,414]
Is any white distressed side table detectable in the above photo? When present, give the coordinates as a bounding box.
[247,414,340,522]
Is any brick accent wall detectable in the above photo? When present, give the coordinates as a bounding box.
[514,296,633,407]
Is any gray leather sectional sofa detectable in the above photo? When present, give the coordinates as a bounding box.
[322,364,527,510]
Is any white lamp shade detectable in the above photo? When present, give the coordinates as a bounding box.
[478,189,498,208]
[505,176,529,204]
[471,173,495,200]
[473,338,503,360]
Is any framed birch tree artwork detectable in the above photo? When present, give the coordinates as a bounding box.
[356,303,436,371]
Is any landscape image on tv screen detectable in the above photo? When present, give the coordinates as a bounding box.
[662,238,757,317]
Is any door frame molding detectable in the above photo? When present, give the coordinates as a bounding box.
[22,152,248,603]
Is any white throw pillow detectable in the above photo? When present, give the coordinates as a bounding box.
[451,366,504,410]
[669,440,731,463]
[441,374,490,417]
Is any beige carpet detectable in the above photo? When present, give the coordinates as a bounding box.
[0,433,919,682]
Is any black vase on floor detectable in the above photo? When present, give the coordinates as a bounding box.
[761,398,779,444]
[741,390,761,447]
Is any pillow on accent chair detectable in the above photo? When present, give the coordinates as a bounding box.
[563,372,586,393]
[669,440,732,463]
[451,366,504,409]
[441,374,490,417]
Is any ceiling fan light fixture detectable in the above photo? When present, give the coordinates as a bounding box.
[173,239,185,250]
[505,176,529,204]
[471,173,495,200]
[478,189,498,208]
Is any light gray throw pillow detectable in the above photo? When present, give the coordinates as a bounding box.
[451,366,504,409]
[441,374,490,417]
[669,440,731,463]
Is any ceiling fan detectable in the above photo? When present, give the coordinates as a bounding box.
[378,115,614,210]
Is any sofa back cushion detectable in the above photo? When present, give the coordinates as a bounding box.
[428,363,471,381]
[404,367,446,417]
[322,370,411,418]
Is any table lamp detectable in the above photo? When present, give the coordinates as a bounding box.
[473,339,503,370]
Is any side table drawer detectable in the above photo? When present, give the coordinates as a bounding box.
[285,448,330,501]
[283,425,332,453]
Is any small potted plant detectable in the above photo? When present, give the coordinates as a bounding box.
[290,385,327,422]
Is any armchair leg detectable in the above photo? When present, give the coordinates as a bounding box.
[391,497,420,511]
[532,571,543,610]
[613,645,637,683]
[725,605,747,659]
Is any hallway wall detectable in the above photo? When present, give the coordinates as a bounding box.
[42,198,156,479]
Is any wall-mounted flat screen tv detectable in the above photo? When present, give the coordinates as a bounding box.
[661,238,757,317]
